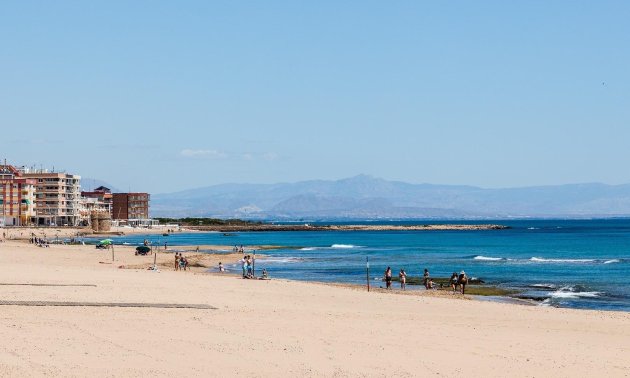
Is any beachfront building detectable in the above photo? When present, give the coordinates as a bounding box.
[112,192,150,221]
[80,186,113,218]
[21,169,82,226]
[0,165,37,226]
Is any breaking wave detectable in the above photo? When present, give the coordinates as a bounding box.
[260,257,304,264]
[549,286,602,299]
[330,244,362,249]
[473,255,505,261]
[530,257,595,263]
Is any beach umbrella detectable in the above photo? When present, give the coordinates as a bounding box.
[99,239,113,245]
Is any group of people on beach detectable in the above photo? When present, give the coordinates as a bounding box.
[29,236,50,248]
[449,271,469,294]
[233,245,245,253]
[174,252,188,271]
[384,267,469,294]
[240,255,254,278]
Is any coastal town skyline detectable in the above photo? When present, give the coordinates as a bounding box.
[3,2,630,193]
[1,3,629,375]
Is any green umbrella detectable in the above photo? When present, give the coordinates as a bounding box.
[99,239,113,245]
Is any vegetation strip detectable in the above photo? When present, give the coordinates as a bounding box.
[0,301,217,309]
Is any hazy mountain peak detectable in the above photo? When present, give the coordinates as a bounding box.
[150,176,630,219]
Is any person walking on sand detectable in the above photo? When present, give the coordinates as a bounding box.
[423,268,430,289]
[399,269,407,290]
[458,271,468,294]
[384,267,392,289]
[450,272,458,293]
[174,253,179,271]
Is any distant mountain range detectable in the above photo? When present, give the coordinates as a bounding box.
[81,178,122,193]
[147,175,630,219]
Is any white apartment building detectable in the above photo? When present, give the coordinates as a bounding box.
[21,169,82,226]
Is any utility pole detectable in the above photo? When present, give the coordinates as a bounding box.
[366,256,370,292]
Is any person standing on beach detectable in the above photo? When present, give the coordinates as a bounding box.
[174,253,179,271]
[423,268,430,289]
[384,267,392,289]
[450,272,458,293]
[458,271,468,294]
[246,255,253,278]
[399,269,407,290]
[240,256,247,278]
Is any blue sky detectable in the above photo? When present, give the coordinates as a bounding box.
[2,1,629,193]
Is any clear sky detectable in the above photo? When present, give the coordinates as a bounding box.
[2,1,629,193]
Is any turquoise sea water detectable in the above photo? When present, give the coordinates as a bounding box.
[104,219,630,311]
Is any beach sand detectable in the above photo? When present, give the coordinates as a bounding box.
[0,225,190,241]
[0,240,628,377]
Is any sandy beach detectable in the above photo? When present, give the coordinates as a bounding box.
[0,226,188,240]
[0,240,629,377]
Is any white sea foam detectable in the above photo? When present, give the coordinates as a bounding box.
[261,257,303,263]
[527,227,539,230]
[530,283,557,289]
[603,259,620,264]
[473,255,504,261]
[331,244,360,249]
[530,257,595,263]
[550,291,601,299]
[539,299,552,307]
[300,247,317,251]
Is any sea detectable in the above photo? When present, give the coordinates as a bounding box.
[101,219,630,312]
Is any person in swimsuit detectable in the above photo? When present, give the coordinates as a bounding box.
[246,255,253,278]
[450,272,458,293]
[399,269,407,290]
[385,267,392,289]
[240,256,247,278]
[458,271,468,294]
[174,253,179,271]
[423,268,430,289]
[179,256,187,271]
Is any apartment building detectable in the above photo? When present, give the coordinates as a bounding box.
[0,165,37,226]
[112,192,150,220]
[81,186,113,215]
[21,169,82,226]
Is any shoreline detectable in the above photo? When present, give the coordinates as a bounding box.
[0,239,629,376]
[1,238,605,311]
[187,223,510,232]
[0,223,509,241]
[35,233,618,312]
